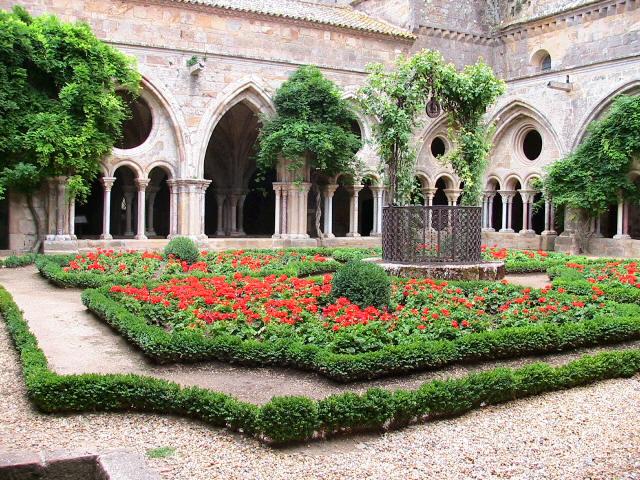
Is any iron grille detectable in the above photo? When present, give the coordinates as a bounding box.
[382,205,482,264]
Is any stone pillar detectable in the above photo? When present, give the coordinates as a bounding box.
[145,185,160,237]
[370,186,386,237]
[444,189,461,206]
[297,183,311,238]
[322,184,338,238]
[497,191,515,233]
[68,195,76,239]
[346,185,363,237]
[482,192,495,232]
[236,193,246,236]
[591,216,602,238]
[166,179,178,236]
[134,179,149,240]
[518,190,536,235]
[272,183,282,238]
[541,199,557,236]
[122,187,135,236]
[614,196,630,239]
[100,177,116,240]
[215,193,226,236]
[229,193,240,236]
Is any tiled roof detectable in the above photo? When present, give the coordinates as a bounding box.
[172,0,415,39]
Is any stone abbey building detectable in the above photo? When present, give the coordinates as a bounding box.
[1,0,639,255]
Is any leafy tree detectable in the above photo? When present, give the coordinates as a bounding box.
[256,65,362,237]
[0,6,140,250]
[545,95,640,216]
[359,49,505,206]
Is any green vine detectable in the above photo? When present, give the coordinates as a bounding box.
[358,49,505,206]
[544,95,640,216]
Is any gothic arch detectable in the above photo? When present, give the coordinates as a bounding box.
[196,77,276,178]
[572,80,640,149]
[144,161,176,179]
[108,160,143,179]
[489,99,564,156]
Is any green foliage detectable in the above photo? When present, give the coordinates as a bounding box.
[545,95,640,215]
[146,446,175,459]
[331,261,391,309]
[256,65,362,178]
[80,283,640,382]
[359,49,505,205]
[1,252,37,268]
[164,237,199,264]
[0,6,141,201]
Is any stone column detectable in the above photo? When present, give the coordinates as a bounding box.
[591,216,602,238]
[215,193,226,236]
[145,185,160,237]
[541,199,557,236]
[497,191,515,233]
[614,196,630,239]
[370,186,387,237]
[229,193,240,236]
[236,193,247,236]
[346,185,363,237]
[197,180,211,238]
[322,184,338,238]
[134,179,149,240]
[122,186,135,236]
[444,189,461,206]
[166,179,178,237]
[273,183,282,238]
[482,192,496,232]
[518,190,536,235]
[68,195,76,239]
[297,183,311,238]
[100,177,116,240]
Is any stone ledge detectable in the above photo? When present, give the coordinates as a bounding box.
[364,258,506,281]
[0,450,160,480]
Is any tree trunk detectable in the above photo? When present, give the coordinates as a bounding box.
[26,193,42,253]
[311,174,323,239]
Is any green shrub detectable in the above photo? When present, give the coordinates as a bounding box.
[164,237,199,264]
[1,253,37,268]
[331,261,391,309]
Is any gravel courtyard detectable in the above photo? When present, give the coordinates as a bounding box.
[1,267,639,479]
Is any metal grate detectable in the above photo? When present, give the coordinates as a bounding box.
[382,205,482,264]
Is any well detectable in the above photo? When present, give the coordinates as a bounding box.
[367,205,505,280]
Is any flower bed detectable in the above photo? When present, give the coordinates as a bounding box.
[549,260,640,304]
[3,284,640,445]
[80,272,640,381]
[481,245,579,273]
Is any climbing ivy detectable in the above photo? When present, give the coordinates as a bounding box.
[359,49,505,206]
[0,6,140,249]
[544,95,640,216]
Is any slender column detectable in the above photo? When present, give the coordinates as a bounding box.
[346,185,363,237]
[482,192,495,232]
[541,199,557,236]
[68,195,76,239]
[236,193,246,235]
[444,189,461,206]
[198,180,211,238]
[592,216,602,237]
[370,186,387,236]
[166,180,178,236]
[273,183,282,238]
[322,184,338,238]
[614,195,630,239]
[228,193,240,236]
[55,176,68,237]
[498,191,515,233]
[123,187,135,236]
[215,193,226,236]
[100,177,116,240]
[134,179,149,240]
[281,188,289,236]
[488,195,495,231]
[297,183,311,237]
[422,188,436,207]
[145,186,159,237]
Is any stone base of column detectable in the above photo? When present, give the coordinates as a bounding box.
[481,228,495,232]
[146,229,156,237]
[134,234,148,240]
[99,234,113,240]
[498,229,514,234]
[519,229,537,236]
[346,232,361,237]
[613,234,631,240]
[323,233,336,239]
[369,232,381,237]
[541,230,557,237]
[229,231,244,237]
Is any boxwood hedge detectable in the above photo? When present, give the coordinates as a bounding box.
[2,284,640,444]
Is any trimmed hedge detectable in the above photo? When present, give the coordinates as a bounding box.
[2,284,640,444]
[0,253,37,268]
[83,286,640,382]
[331,260,391,309]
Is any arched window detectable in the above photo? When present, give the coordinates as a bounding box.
[541,54,552,72]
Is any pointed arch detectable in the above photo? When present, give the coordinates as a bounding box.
[196,77,276,177]
[342,86,374,143]
[489,99,564,156]
[572,80,640,150]
[109,160,143,179]
[416,115,451,161]
[415,168,434,189]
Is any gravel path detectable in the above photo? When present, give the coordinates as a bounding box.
[1,317,639,479]
[504,272,551,289]
[1,266,639,404]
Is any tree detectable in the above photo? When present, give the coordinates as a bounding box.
[256,65,362,237]
[0,6,141,250]
[359,49,505,206]
[545,95,640,216]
